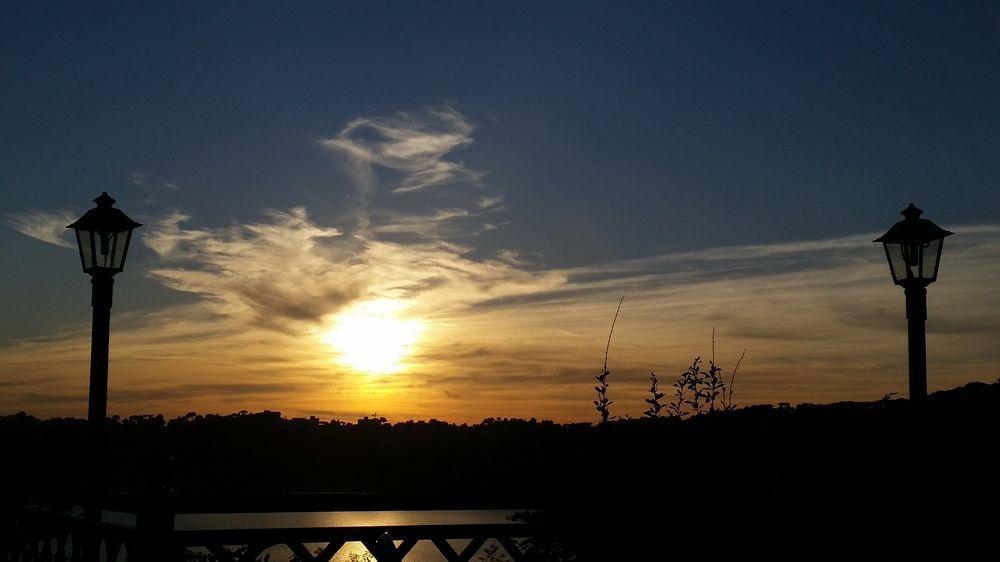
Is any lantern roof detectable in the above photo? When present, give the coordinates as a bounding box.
[66,192,143,232]
[874,203,953,244]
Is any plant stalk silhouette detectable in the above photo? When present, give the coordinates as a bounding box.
[681,357,705,416]
[667,363,689,419]
[595,296,624,424]
[644,372,664,418]
[704,328,726,412]
[721,347,748,412]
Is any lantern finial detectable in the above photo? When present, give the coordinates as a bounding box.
[94,192,116,208]
[901,203,922,220]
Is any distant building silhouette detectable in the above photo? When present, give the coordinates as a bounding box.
[357,413,387,427]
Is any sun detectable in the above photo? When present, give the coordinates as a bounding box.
[320,299,424,375]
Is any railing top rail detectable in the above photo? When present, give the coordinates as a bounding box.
[165,492,546,514]
[171,521,546,544]
[30,490,553,515]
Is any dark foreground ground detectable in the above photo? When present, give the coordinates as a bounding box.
[3,381,1000,560]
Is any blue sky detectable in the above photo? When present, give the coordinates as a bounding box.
[2,2,999,420]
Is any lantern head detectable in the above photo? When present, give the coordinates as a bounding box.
[875,204,952,287]
[67,192,142,276]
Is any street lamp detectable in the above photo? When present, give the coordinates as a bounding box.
[66,192,142,448]
[875,203,952,402]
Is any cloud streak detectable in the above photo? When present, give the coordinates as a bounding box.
[319,105,483,195]
[144,208,352,331]
[142,206,564,333]
[5,210,76,248]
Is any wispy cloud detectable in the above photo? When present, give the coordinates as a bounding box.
[5,210,76,248]
[319,105,484,195]
[130,171,181,191]
[128,172,146,186]
[129,171,182,204]
[315,105,503,242]
[142,206,564,333]
[144,208,352,331]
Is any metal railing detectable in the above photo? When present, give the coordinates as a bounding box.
[3,491,549,562]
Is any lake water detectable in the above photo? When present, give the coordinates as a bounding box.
[104,510,523,561]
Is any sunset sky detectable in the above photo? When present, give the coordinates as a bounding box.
[2,2,999,422]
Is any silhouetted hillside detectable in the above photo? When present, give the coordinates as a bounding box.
[3,381,1000,559]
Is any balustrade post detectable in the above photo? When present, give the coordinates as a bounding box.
[135,455,180,562]
[0,498,16,561]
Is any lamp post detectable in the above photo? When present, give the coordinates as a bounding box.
[875,203,952,404]
[66,192,141,515]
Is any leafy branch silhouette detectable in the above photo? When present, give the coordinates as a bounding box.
[667,330,748,418]
[644,372,664,418]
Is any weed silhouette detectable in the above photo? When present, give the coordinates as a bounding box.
[594,296,623,424]
[664,331,748,417]
[644,372,665,418]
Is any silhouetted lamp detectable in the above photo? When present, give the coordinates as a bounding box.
[68,192,142,277]
[875,204,952,402]
[67,192,141,449]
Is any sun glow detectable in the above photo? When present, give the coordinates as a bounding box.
[321,299,424,375]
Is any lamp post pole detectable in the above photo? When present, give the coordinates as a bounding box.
[88,274,114,450]
[904,281,928,403]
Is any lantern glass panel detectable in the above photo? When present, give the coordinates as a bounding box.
[923,237,942,281]
[97,231,115,269]
[904,242,921,278]
[76,229,132,273]
[884,238,945,285]
[885,242,911,284]
[77,229,95,271]
[110,230,131,269]
[97,230,128,271]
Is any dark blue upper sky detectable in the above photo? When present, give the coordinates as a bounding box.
[2,1,999,337]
